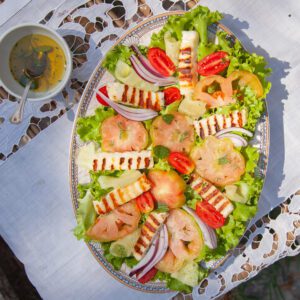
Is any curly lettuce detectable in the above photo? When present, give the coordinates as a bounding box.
[150,5,222,58]
[74,170,123,241]
[150,6,222,58]
[101,242,139,270]
[76,106,115,146]
[102,44,133,74]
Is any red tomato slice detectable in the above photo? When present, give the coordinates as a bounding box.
[195,201,225,229]
[168,152,195,175]
[148,48,176,77]
[163,87,182,105]
[197,51,230,76]
[96,86,109,106]
[138,267,158,284]
[135,191,155,213]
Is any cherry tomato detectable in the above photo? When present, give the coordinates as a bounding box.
[196,201,225,229]
[197,51,230,76]
[138,267,158,284]
[163,87,182,105]
[148,48,176,77]
[96,86,109,106]
[135,191,155,213]
[168,152,195,175]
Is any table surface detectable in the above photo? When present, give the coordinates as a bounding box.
[0,1,300,299]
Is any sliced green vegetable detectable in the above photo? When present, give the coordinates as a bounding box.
[110,229,141,257]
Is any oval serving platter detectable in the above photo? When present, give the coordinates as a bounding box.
[69,11,269,293]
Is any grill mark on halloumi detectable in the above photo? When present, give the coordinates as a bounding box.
[106,82,164,111]
[133,212,168,260]
[122,84,128,103]
[194,109,248,139]
[92,151,154,171]
[93,174,151,215]
[191,175,234,218]
[178,31,199,96]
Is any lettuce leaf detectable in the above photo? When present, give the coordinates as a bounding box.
[77,107,115,145]
[154,271,192,293]
[101,44,148,74]
[102,44,133,74]
[101,242,138,270]
[73,190,97,241]
[150,5,222,56]
[74,170,122,240]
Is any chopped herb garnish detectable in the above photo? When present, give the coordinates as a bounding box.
[218,155,229,165]
[162,114,174,124]
[153,145,170,159]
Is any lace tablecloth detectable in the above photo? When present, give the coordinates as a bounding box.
[0,0,299,299]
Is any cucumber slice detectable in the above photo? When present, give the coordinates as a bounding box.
[98,170,141,189]
[171,261,199,287]
[115,60,158,92]
[110,228,141,258]
[224,183,249,203]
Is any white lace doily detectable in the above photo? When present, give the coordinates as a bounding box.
[0,1,299,299]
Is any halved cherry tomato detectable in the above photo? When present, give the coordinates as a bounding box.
[163,87,182,105]
[168,152,195,175]
[96,86,109,106]
[196,201,225,229]
[148,48,176,77]
[137,267,158,284]
[135,191,155,213]
[228,70,263,98]
[197,51,230,76]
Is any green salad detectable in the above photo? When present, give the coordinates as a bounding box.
[73,5,271,293]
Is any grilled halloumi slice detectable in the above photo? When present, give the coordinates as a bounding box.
[133,211,168,261]
[194,109,248,139]
[106,82,164,111]
[92,151,154,171]
[93,174,151,215]
[178,31,199,96]
[191,175,234,218]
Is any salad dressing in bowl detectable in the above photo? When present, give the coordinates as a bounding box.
[9,34,66,93]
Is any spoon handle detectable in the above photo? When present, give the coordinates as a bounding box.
[10,81,31,124]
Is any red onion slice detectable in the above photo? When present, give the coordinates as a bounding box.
[215,127,253,138]
[96,91,157,121]
[217,133,248,147]
[182,206,217,249]
[130,45,165,78]
[136,225,169,280]
[130,55,177,86]
[129,235,159,277]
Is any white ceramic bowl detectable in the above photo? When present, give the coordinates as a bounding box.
[0,23,72,101]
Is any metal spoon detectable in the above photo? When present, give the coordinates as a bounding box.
[10,51,47,124]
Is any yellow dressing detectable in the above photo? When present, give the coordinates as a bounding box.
[9,34,66,92]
